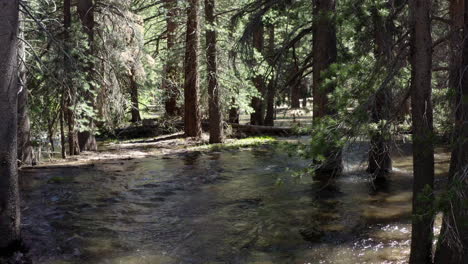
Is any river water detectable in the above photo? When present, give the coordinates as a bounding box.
[20,141,450,264]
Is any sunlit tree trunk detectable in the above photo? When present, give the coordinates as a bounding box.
[184,0,202,137]
[434,0,468,262]
[77,0,97,152]
[408,0,435,263]
[17,11,33,166]
[163,0,180,117]
[205,0,223,143]
[0,0,21,252]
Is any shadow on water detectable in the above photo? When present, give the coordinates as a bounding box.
[20,141,450,264]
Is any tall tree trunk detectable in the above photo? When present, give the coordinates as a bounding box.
[250,22,266,125]
[64,0,80,156]
[368,5,393,181]
[17,12,33,166]
[312,0,337,120]
[129,68,142,123]
[434,1,468,262]
[184,0,202,137]
[163,0,180,116]
[312,0,342,179]
[205,0,223,143]
[77,0,97,152]
[264,24,276,126]
[0,0,21,252]
[408,0,435,263]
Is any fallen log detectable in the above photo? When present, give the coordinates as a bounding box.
[228,123,294,136]
[197,121,296,136]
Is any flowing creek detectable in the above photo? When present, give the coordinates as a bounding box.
[20,141,450,264]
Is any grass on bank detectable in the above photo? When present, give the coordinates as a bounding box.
[192,136,278,152]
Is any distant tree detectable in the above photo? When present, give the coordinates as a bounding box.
[163,0,180,117]
[129,66,142,123]
[250,22,266,125]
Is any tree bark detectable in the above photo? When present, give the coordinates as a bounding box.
[250,22,266,125]
[408,0,435,263]
[434,1,468,262]
[368,5,393,181]
[312,0,342,180]
[77,0,97,152]
[129,68,142,123]
[64,0,80,156]
[0,0,21,251]
[184,0,202,137]
[17,12,33,166]
[163,0,180,116]
[312,0,337,120]
[291,83,301,108]
[205,0,223,143]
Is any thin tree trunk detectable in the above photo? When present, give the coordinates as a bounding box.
[265,24,276,126]
[250,22,266,125]
[163,0,180,117]
[184,0,202,137]
[434,1,468,262]
[17,12,33,166]
[129,68,142,123]
[408,0,435,263]
[60,106,67,159]
[0,0,21,251]
[205,0,223,143]
[64,0,80,156]
[77,0,97,152]
[312,0,342,179]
